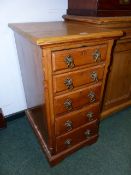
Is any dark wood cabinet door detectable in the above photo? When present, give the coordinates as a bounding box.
[102,47,131,117]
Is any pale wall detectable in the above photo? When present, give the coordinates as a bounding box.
[0,0,67,116]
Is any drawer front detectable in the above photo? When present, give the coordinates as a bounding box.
[56,121,98,153]
[54,83,102,115]
[55,103,99,136]
[52,44,107,72]
[53,65,104,93]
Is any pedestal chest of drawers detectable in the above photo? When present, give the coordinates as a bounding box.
[9,22,122,165]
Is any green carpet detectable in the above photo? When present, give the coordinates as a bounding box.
[0,107,131,175]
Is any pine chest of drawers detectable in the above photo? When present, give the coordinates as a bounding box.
[9,22,122,165]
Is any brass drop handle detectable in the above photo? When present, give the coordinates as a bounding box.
[87,112,94,121]
[65,139,72,146]
[93,49,101,62]
[85,129,91,138]
[64,99,73,111]
[90,71,98,82]
[65,120,73,131]
[64,78,74,90]
[65,55,75,68]
[88,91,96,103]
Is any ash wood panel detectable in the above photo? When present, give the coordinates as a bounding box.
[53,65,104,93]
[52,44,107,72]
[56,121,98,153]
[55,103,99,136]
[54,83,102,115]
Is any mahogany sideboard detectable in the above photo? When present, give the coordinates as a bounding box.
[67,0,131,16]
[64,15,131,119]
[9,22,122,165]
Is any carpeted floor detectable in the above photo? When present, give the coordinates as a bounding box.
[0,107,131,175]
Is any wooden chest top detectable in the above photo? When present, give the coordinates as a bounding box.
[9,22,122,46]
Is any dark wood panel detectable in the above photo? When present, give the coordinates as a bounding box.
[67,9,131,17]
[97,10,131,17]
[68,0,131,10]
[67,0,131,16]
[0,108,6,128]
[68,0,97,10]
[98,0,131,10]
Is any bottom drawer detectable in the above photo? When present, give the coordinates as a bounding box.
[56,121,99,153]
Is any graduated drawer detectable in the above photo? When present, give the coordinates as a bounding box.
[52,44,107,72]
[53,65,104,93]
[55,103,99,136]
[54,83,102,115]
[56,121,98,153]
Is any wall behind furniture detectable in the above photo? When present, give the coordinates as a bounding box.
[0,0,67,116]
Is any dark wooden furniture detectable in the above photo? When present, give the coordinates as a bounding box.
[63,15,131,119]
[0,108,6,128]
[67,0,131,16]
[9,22,122,165]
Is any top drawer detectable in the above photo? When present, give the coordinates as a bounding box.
[52,44,107,72]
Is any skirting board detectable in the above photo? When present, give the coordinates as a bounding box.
[6,111,25,122]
